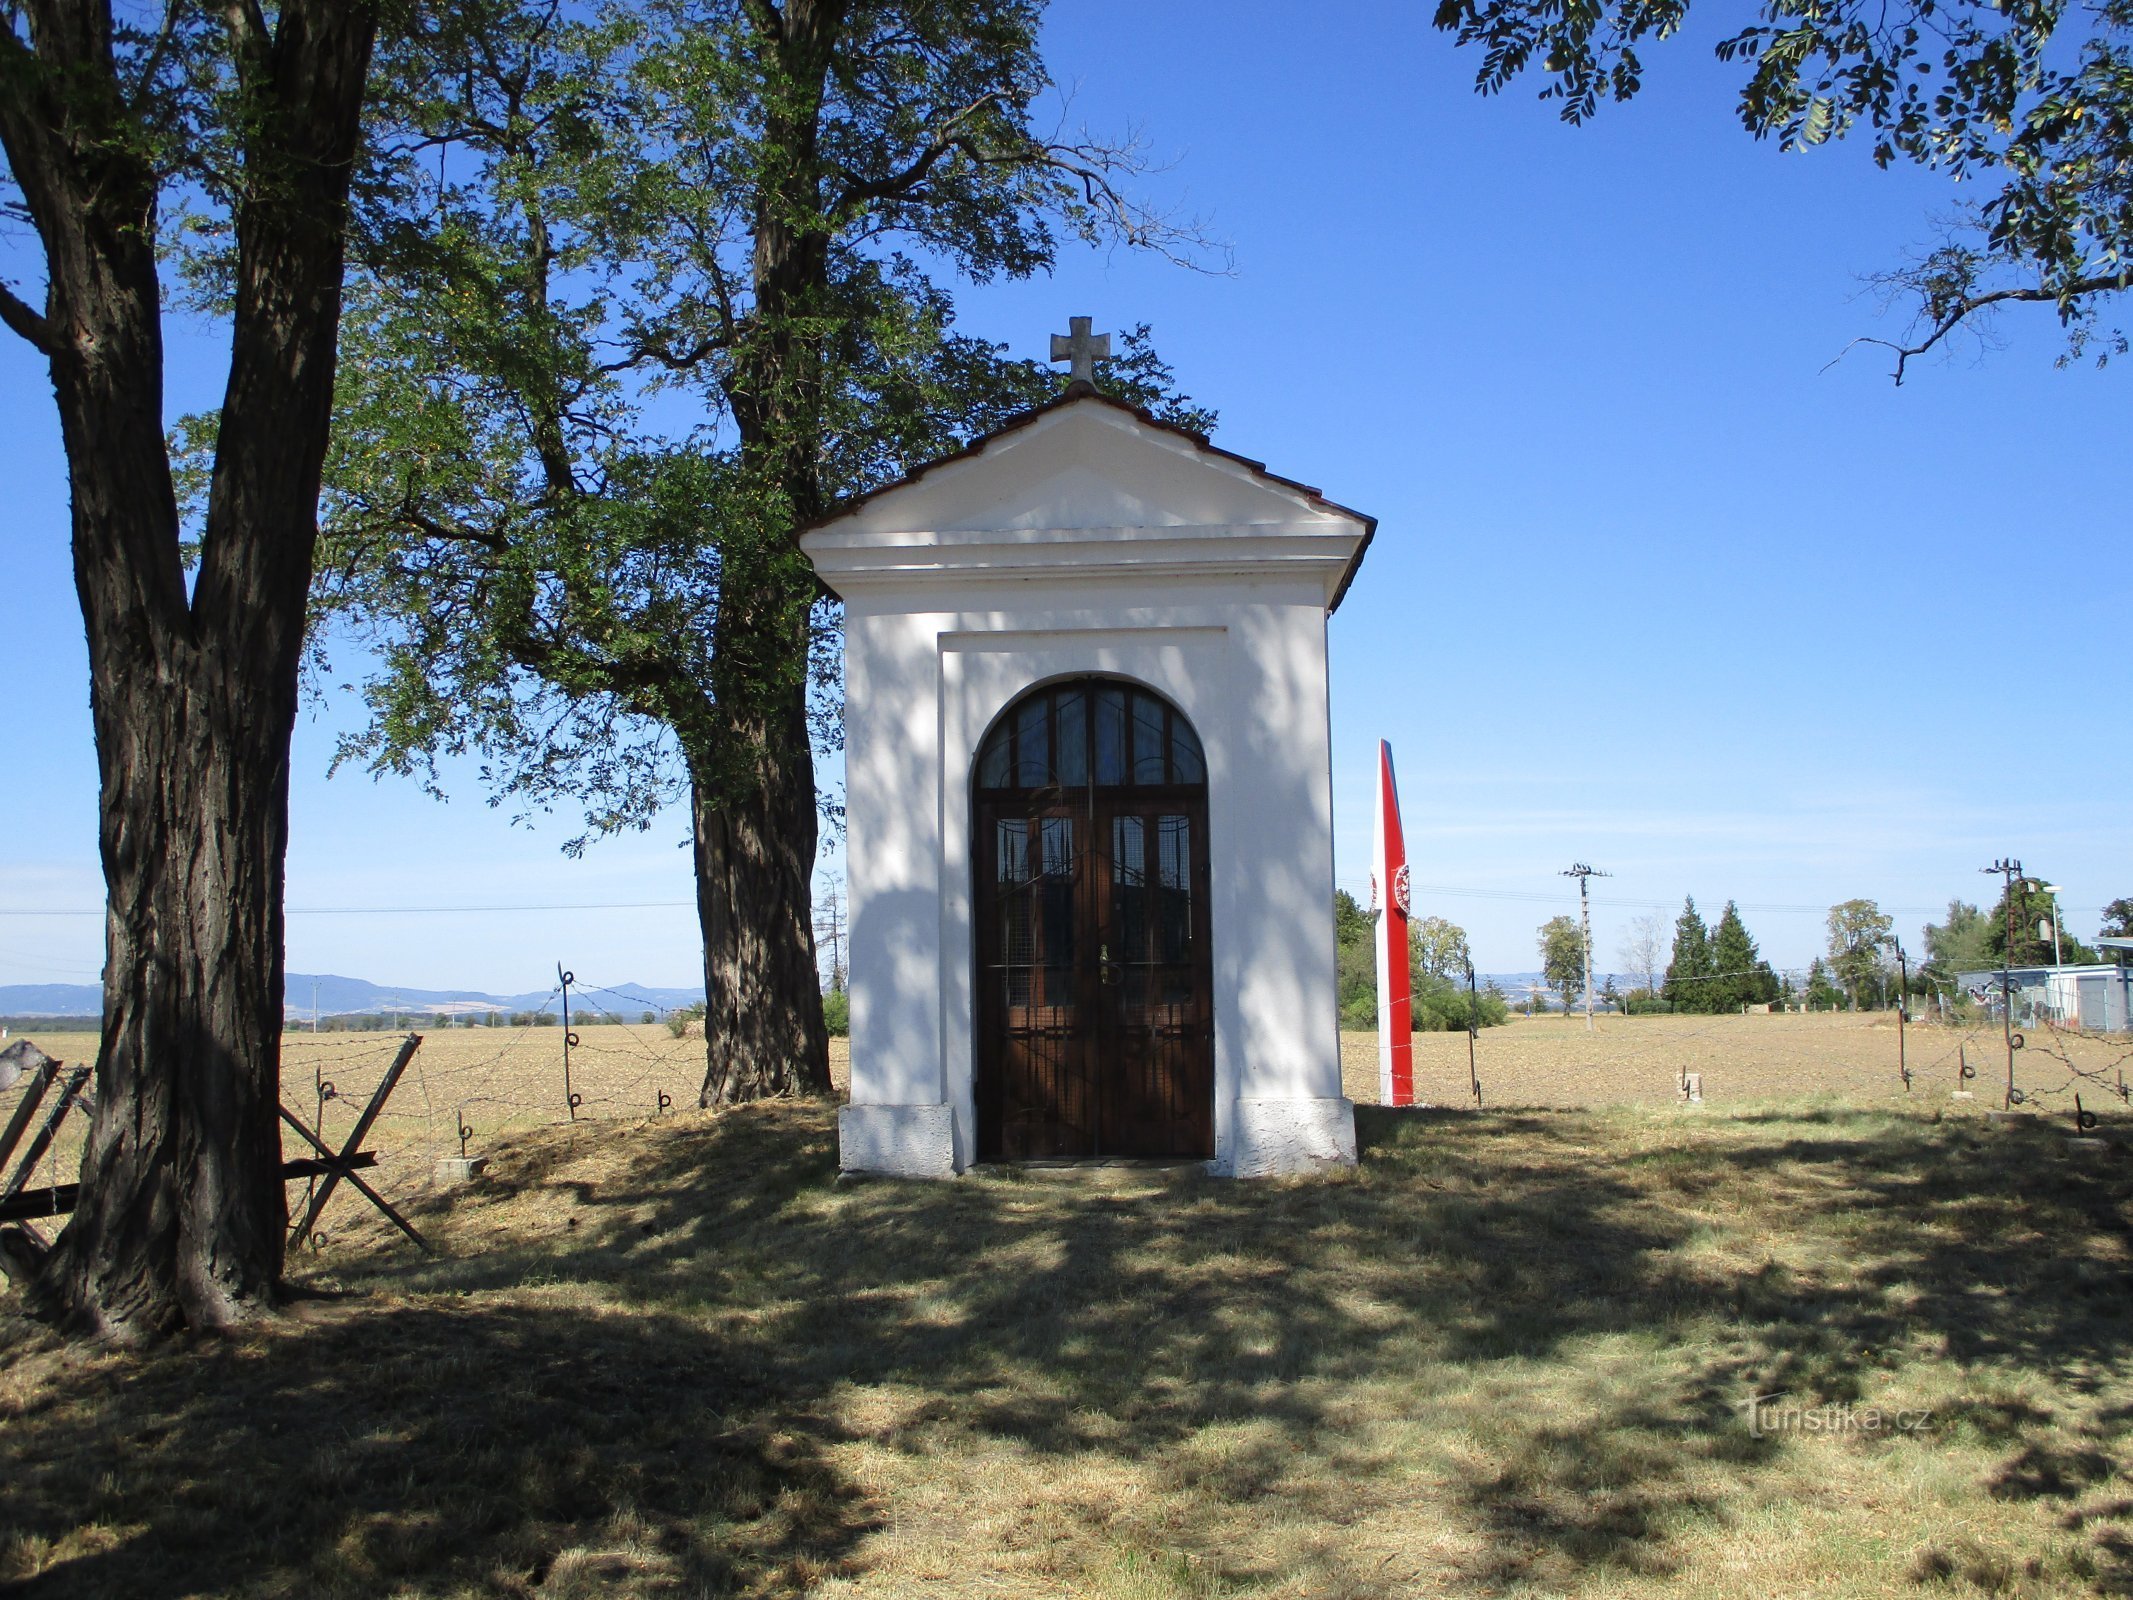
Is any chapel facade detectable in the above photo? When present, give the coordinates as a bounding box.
[802,336,1375,1178]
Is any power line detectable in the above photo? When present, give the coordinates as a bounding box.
[0,882,2067,922]
[1332,882,1963,917]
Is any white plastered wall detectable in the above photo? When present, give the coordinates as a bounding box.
[840,575,1353,1176]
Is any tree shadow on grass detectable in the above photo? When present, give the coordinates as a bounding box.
[0,1294,874,1599]
[6,1100,2132,1596]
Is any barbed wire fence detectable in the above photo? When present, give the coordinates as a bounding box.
[4,933,2127,1251]
[0,967,729,1252]
[282,972,719,1243]
[1375,953,2133,1124]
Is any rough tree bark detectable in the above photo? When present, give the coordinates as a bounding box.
[689,685,830,1104]
[0,1,377,1338]
[690,0,842,1107]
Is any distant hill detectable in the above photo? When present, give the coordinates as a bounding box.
[0,984,105,1018]
[3,969,1630,1023]
[1,974,705,1022]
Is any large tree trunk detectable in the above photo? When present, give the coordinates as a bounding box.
[686,0,843,1107]
[690,673,831,1105]
[41,651,303,1334]
[0,0,377,1339]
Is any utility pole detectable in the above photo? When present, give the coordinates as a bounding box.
[1561,863,1610,1032]
[1983,858,2022,1107]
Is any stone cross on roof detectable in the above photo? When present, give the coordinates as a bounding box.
[1050,316,1111,386]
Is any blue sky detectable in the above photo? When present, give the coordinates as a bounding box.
[3,1,2126,994]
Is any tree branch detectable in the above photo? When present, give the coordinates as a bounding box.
[0,278,58,357]
[832,92,1006,215]
[222,0,272,92]
[598,327,733,375]
[393,502,509,551]
[123,0,187,116]
[1832,270,2132,383]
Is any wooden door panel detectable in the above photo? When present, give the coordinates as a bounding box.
[973,680,1214,1163]
[1095,809,1214,1159]
[978,808,1095,1159]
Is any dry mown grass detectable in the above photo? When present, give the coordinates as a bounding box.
[3,1027,858,1230]
[1341,1010,2133,1116]
[10,1010,2120,1221]
[5,1078,2133,1597]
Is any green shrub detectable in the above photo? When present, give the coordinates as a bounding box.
[822,988,850,1036]
[1413,978,1509,1032]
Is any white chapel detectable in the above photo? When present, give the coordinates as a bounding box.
[802,323,1376,1178]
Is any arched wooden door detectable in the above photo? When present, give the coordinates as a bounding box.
[974,679,1214,1161]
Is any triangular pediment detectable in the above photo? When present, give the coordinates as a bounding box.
[801,389,1377,610]
[808,393,1362,538]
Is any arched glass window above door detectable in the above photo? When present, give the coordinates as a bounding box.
[975,678,1206,794]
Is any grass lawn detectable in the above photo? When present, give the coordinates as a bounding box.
[4,1096,2130,1597]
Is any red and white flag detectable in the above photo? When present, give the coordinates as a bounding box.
[1371,741,1414,1106]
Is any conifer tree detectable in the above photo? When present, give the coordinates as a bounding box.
[1709,900,1771,1012]
[1662,896,1712,1013]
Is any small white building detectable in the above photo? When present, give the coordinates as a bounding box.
[802,355,1375,1178]
[2048,964,2133,1033]
[1957,962,2133,1032]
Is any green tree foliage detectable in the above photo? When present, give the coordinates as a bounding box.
[1708,900,1779,1012]
[2103,898,2133,938]
[1332,894,1506,1032]
[1826,899,1896,1008]
[1804,957,1844,1011]
[1537,915,1584,1013]
[311,0,1209,1104]
[1661,897,1712,1011]
[1432,0,2133,377]
[1982,878,2099,967]
[1415,981,1510,1033]
[1334,890,1378,1030]
[1411,915,1472,985]
[1924,900,1996,979]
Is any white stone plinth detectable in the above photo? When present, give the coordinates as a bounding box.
[1227,1097,1357,1177]
[838,1103,959,1179]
